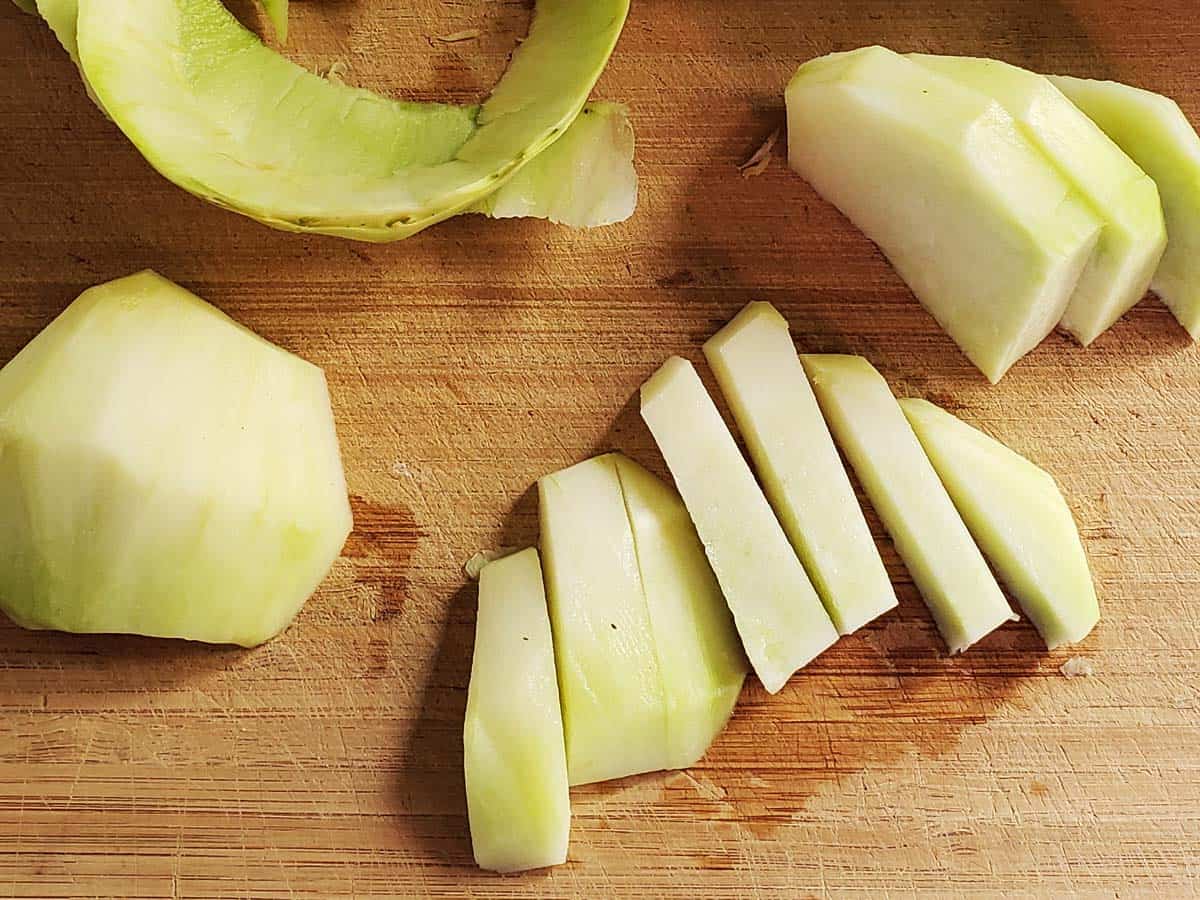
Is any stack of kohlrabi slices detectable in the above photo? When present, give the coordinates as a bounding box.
[786,46,1200,381]
[465,300,1099,872]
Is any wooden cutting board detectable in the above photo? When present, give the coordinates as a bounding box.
[2,1,1198,896]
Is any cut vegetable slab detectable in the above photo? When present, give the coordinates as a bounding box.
[900,400,1100,649]
[1050,75,1200,337]
[71,0,629,240]
[538,455,669,786]
[802,355,1016,652]
[641,357,838,694]
[0,271,352,646]
[912,54,1166,346]
[786,46,1102,382]
[703,302,896,634]
[464,548,570,873]
[614,456,747,768]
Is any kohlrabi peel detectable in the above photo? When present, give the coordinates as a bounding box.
[912,54,1166,345]
[0,271,352,646]
[464,548,571,873]
[704,302,897,635]
[1050,75,1200,338]
[641,357,839,695]
[802,355,1017,653]
[63,0,630,240]
[900,399,1100,649]
[786,47,1102,382]
[613,455,746,768]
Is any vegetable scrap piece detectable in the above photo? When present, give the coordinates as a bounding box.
[738,127,780,178]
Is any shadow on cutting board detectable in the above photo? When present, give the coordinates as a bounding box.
[0,618,253,683]
[394,482,542,871]
[395,582,478,868]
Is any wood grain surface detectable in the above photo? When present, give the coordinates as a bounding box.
[2,1,1199,897]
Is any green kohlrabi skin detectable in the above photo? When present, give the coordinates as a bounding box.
[30,2,637,232]
[0,271,353,647]
[46,0,631,240]
[900,399,1100,649]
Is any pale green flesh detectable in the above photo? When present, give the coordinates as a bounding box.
[613,456,746,768]
[641,357,838,695]
[69,0,630,240]
[912,55,1166,346]
[464,548,570,873]
[900,400,1100,649]
[472,102,638,228]
[0,271,352,647]
[802,355,1016,653]
[786,47,1102,383]
[1050,75,1200,338]
[538,455,670,786]
[704,303,896,635]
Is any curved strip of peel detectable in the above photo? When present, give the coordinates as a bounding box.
[64,0,628,240]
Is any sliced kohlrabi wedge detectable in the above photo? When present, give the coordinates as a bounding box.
[899,399,1100,649]
[464,548,570,873]
[12,1,36,15]
[0,271,352,646]
[704,302,897,635]
[802,355,1017,652]
[65,0,628,240]
[613,455,746,768]
[538,454,669,786]
[786,46,1102,382]
[912,54,1166,346]
[1050,75,1200,337]
[641,357,839,695]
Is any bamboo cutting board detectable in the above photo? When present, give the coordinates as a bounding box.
[1,1,1199,897]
